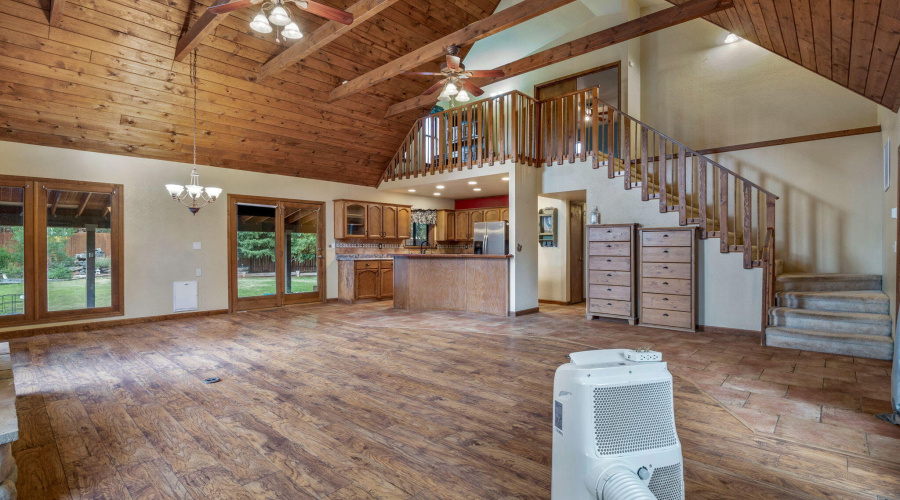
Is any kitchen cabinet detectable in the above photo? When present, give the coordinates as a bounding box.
[334,200,411,240]
[338,259,394,302]
[468,210,484,239]
[436,210,456,241]
[483,208,501,222]
[455,211,470,240]
[500,208,509,222]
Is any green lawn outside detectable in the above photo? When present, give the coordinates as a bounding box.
[237,275,318,297]
[0,276,112,314]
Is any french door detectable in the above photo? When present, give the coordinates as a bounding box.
[228,195,325,312]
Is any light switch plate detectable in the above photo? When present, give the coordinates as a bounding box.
[892,207,897,219]
[195,268,202,277]
[193,242,201,250]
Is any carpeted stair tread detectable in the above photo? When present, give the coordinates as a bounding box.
[768,307,892,336]
[775,273,882,292]
[765,327,894,360]
[775,290,890,314]
[776,273,882,282]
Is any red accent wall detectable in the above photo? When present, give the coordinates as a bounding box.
[455,195,509,210]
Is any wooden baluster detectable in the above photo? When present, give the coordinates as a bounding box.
[658,136,667,212]
[438,113,445,174]
[568,94,576,163]
[591,89,600,168]
[733,171,739,247]
[677,145,687,224]
[698,157,707,236]
[466,105,473,169]
[766,193,776,311]
[488,98,495,166]
[743,182,752,268]
[499,96,506,164]
[719,169,729,253]
[607,108,615,179]
[641,127,649,201]
[511,93,519,163]
[579,92,587,162]
[476,103,483,168]
[623,116,632,189]
[554,98,562,165]
[534,99,542,167]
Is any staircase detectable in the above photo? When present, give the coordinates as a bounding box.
[379,87,894,360]
[766,274,893,360]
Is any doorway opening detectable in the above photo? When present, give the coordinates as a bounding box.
[537,190,587,306]
[228,195,325,312]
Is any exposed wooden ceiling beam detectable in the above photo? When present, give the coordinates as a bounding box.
[174,0,233,62]
[384,0,734,117]
[75,193,92,217]
[327,0,577,103]
[258,0,400,81]
[49,0,67,27]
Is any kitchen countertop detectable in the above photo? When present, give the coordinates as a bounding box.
[393,254,512,259]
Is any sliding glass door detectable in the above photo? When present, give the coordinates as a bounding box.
[228,195,324,312]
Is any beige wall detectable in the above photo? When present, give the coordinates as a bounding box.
[0,141,453,334]
[537,196,569,302]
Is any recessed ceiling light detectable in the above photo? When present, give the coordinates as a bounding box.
[468,181,477,185]
[433,192,441,196]
[408,189,416,192]
[501,177,509,181]
[473,188,482,191]
[723,33,741,44]
[436,185,445,189]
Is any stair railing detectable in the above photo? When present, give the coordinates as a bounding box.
[761,228,776,344]
[381,90,539,182]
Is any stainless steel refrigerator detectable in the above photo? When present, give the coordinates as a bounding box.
[473,221,509,255]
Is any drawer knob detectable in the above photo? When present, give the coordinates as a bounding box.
[607,259,611,262]
[607,303,612,306]
[606,230,611,233]
[606,274,612,277]
[663,234,669,237]
[663,250,669,254]
[663,266,669,269]
[607,288,612,291]
[663,281,669,285]
[606,244,612,248]
[663,313,669,317]
[663,298,669,301]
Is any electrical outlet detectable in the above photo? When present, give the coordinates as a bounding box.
[195,268,202,277]
[625,349,662,362]
[193,242,201,250]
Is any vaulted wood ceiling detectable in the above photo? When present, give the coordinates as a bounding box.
[0,0,503,186]
[670,0,900,112]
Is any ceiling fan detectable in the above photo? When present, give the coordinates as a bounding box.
[208,0,353,42]
[404,46,505,103]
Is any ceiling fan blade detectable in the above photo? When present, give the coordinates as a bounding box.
[446,55,461,71]
[207,0,256,14]
[422,79,448,96]
[459,79,484,96]
[403,72,441,76]
[296,0,354,25]
[465,69,505,78]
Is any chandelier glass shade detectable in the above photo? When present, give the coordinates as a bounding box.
[165,49,222,215]
[249,1,304,42]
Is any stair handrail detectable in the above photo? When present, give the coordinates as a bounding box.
[584,96,779,200]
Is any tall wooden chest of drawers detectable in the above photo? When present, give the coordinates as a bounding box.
[586,224,638,325]
[638,227,697,332]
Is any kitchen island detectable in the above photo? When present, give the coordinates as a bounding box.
[393,254,511,317]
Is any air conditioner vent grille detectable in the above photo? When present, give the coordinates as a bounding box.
[592,380,676,455]
[648,462,683,500]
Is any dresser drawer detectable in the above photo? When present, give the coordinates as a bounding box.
[589,256,631,271]
[589,270,631,286]
[589,241,631,257]
[641,277,691,295]
[379,260,393,269]
[642,230,693,247]
[641,293,691,312]
[588,226,631,242]
[642,262,691,280]
[641,308,692,329]
[355,261,380,270]
[642,246,692,263]
[590,284,631,301]
[590,299,632,316]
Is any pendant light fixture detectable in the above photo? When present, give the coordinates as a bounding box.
[165,49,222,215]
[248,0,304,43]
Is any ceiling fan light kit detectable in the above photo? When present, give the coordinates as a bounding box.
[404,45,505,108]
[211,0,352,43]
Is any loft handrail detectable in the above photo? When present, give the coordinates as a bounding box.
[572,94,779,200]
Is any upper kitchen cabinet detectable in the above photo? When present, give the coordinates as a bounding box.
[500,208,509,222]
[483,208,501,222]
[334,200,412,239]
[436,210,456,241]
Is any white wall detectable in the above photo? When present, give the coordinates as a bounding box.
[0,141,452,334]
[537,196,569,302]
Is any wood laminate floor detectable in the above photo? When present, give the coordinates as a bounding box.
[7,301,900,499]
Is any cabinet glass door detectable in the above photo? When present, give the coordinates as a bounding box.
[345,204,366,237]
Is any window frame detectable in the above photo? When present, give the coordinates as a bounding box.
[405,222,435,249]
[0,174,124,327]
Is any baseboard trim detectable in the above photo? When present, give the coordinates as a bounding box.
[538,300,568,305]
[697,325,761,337]
[509,307,540,317]
[0,309,229,340]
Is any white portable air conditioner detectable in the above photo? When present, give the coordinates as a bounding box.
[551,349,684,500]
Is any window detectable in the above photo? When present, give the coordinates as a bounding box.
[408,222,432,248]
[0,175,123,326]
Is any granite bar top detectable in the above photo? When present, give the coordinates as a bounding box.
[394,254,511,259]
[335,255,395,261]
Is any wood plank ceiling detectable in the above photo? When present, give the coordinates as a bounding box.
[0,0,503,186]
[669,0,900,112]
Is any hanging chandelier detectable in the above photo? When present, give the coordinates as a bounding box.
[249,0,304,43]
[165,49,222,215]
